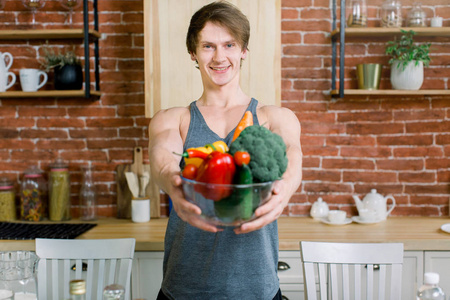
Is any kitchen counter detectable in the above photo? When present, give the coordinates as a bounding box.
[2,217,450,251]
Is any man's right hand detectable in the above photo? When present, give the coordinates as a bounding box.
[170,174,222,233]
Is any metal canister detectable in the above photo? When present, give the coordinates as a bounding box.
[0,178,16,221]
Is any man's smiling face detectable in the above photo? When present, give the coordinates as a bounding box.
[191,22,247,89]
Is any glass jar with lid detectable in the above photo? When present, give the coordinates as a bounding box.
[69,279,86,300]
[346,0,368,27]
[48,158,71,221]
[0,178,16,221]
[103,284,125,300]
[381,0,402,27]
[407,2,426,27]
[20,166,47,221]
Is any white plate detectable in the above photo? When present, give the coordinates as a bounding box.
[440,223,450,233]
[320,217,352,226]
[351,216,382,225]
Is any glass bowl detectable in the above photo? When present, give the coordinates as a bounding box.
[181,177,274,226]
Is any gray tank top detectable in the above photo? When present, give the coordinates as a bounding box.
[161,98,279,300]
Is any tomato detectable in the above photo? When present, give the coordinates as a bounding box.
[233,151,251,166]
[182,164,198,180]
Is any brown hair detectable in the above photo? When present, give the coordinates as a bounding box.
[186,1,250,55]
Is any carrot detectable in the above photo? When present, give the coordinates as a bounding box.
[232,111,253,142]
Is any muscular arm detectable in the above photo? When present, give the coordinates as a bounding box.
[148,108,220,232]
[235,106,303,234]
[148,108,184,194]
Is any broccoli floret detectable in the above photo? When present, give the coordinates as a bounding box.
[229,125,288,183]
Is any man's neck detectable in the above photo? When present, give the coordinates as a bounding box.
[198,86,249,108]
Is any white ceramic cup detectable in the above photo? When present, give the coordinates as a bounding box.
[131,198,150,223]
[431,17,443,27]
[19,68,47,92]
[358,208,378,222]
[328,210,346,224]
[0,71,16,92]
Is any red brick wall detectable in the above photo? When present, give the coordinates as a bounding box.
[0,0,448,219]
[282,0,450,217]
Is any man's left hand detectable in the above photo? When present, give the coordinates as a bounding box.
[234,180,287,234]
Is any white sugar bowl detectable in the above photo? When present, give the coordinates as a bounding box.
[310,197,329,219]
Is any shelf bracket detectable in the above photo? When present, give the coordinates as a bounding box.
[94,0,100,94]
[83,0,90,98]
[339,0,345,98]
[331,0,337,93]
[331,0,346,98]
[83,0,99,99]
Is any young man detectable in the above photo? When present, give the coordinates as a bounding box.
[149,2,302,299]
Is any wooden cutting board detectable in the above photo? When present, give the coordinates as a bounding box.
[116,147,161,219]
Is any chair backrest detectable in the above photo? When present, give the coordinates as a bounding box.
[300,241,404,300]
[36,238,135,300]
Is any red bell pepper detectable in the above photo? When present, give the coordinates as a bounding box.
[195,151,236,201]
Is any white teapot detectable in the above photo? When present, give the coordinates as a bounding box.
[353,189,395,221]
[310,197,329,219]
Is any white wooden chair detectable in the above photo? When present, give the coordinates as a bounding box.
[300,241,404,300]
[36,238,135,300]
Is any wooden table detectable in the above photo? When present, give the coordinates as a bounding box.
[1,217,450,251]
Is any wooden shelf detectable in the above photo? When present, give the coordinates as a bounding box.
[0,90,101,98]
[0,29,101,40]
[331,89,450,96]
[331,27,450,38]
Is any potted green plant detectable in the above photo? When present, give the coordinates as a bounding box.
[385,29,431,90]
[41,46,83,90]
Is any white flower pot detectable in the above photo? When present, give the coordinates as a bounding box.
[390,60,424,90]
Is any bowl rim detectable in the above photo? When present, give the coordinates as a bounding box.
[180,176,273,188]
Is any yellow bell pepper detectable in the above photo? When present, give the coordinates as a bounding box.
[211,141,229,153]
[183,141,229,168]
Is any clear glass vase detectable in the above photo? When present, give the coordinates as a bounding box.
[79,165,97,221]
[380,0,402,27]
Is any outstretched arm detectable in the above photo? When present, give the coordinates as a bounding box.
[234,106,302,234]
[148,108,220,232]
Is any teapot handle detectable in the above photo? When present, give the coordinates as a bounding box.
[385,195,396,217]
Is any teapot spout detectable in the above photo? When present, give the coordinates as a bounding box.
[353,195,363,211]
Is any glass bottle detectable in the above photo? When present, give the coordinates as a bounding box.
[79,165,97,221]
[346,0,368,27]
[20,166,47,221]
[69,279,86,300]
[48,158,71,221]
[417,272,445,300]
[0,177,16,221]
[407,2,426,27]
[103,284,125,300]
[380,0,402,27]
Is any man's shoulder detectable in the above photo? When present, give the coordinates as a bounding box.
[150,106,190,130]
[153,106,190,119]
[257,103,293,118]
